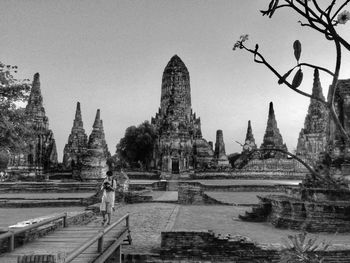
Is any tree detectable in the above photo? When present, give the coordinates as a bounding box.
[0,62,32,157]
[116,121,157,170]
[280,232,329,263]
[233,0,350,186]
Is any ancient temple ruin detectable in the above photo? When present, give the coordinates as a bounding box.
[63,102,88,169]
[328,78,350,176]
[240,79,350,233]
[238,104,306,172]
[214,130,229,166]
[260,102,288,158]
[7,73,58,175]
[296,69,328,164]
[242,120,257,153]
[80,109,110,180]
[151,55,216,173]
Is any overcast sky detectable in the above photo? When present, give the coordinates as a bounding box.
[1,1,350,160]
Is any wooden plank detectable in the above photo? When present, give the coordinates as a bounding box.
[2,216,130,263]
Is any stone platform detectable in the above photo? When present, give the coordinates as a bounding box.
[240,194,350,232]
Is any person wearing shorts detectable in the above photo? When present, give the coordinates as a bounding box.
[100,171,116,225]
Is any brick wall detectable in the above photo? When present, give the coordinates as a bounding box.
[193,170,306,180]
[157,230,350,263]
[160,230,280,262]
[178,183,203,204]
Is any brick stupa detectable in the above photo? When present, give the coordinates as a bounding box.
[296,69,328,164]
[63,102,88,169]
[260,102,288,158]
[80,109,110,180]
[214,130,229,166]
[242,120,257,153]
[8,73,58,174]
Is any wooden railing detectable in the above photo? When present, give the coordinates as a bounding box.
[65,213,131,263]
[0,212,67,252]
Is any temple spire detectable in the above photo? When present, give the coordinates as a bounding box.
[261,102,288,158]
[268,101,274,119]
[81,108,110,180]
[243,120,257,152]
[26,73,44,114]
[75,102,82,121]
[93,109,101,128]
[311,69,325,100]
[63,102,88,169]
[73,102,83,128]
[245,120,255,142]
[214,129,229,166]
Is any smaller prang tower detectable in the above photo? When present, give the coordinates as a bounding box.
[80,109,110,180]
[296,69,328,164]
[63,102,88,169]
[260,102,288,158]
[214,130,229,166]
[242,120,257,153]
[8,73,58,174]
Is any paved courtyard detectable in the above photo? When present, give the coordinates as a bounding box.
[95,202,350,255]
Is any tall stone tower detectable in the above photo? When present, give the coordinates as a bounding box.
[63,102,88,169]
[151,55,214,173]
[80,109,110,180]
[214,130,229,166]
[260,102,288,158]
[242,120,257,153]
[296,69,328,164]
[8,73,58,174]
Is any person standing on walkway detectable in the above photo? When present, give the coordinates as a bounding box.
[100,171,116,226]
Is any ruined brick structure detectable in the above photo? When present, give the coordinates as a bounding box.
[239,79,350,232]
[214,130,229,166]
[242,120,257,153]
[80,109,110,180]
[7,73,58,174]
[63,102,88,169]
[236,104,307,173]
[296,69,328,164]
[260,102,288,158]
[328,78,350,175]
[151,55,215,173]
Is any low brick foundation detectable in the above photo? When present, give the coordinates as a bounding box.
[155,230,350,263]
[240,194,350,233]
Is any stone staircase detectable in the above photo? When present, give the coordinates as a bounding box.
[239,201,271,222]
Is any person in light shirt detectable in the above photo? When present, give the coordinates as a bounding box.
[100,171,116,226]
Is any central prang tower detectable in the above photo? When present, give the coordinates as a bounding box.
[151,55,216,173]
[160,55,192,123]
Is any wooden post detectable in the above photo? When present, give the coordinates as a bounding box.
[9,232,14,252]
[126,215,132,245]
[63,212,68,228]
[126,215,129,229]
[98,235,104,253]
[115,245,121,263]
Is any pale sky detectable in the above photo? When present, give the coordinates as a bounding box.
[1,1,350,160]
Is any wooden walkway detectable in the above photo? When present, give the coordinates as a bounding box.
[0,214,131,263]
